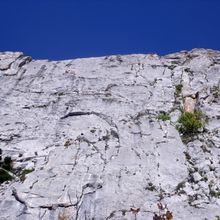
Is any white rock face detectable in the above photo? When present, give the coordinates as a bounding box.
[0,49,220,220]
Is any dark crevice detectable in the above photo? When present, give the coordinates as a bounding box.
[61,112,91,119]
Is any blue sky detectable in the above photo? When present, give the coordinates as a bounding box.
[0,0,220,60]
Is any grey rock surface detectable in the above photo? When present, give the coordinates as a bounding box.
[0,49,220,220]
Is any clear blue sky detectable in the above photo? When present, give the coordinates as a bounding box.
[0,0,220,60]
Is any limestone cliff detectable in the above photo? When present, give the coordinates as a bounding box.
[0,49,220,220]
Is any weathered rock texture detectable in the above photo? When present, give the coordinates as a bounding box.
[0,49,220,220]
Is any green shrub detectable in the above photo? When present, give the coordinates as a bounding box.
[0,168,13,183]
[156,112,170,121]
[0,153,13,183]
[175,84,183,96]
[210,190,220,198]
[177,111,204,134]
[19,168,34,181]
[2,156,12,171]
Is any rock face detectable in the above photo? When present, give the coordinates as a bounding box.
[0,49,220,220]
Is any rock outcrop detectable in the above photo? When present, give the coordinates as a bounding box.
[0,49,220,220]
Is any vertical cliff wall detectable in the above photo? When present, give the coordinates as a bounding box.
[0,49,220,220]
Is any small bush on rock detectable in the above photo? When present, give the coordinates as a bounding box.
[2,156,12,171]
[177,111,205,134]
[175,84,183,96]
[0,149,14,183]
[0,168,13,183]
[19,168,34,181]
[156,112,170,121]
[210,190,220,198]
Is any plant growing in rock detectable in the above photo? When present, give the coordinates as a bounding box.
[0,168,13,183]
[156,112,171,121]
[210,189,220,198]
[153,203,173,220]
[175,84,183,97]
[176,111,205,135]
[2,156,12,171]
[19,168,34,181]
[0,150,13,183]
